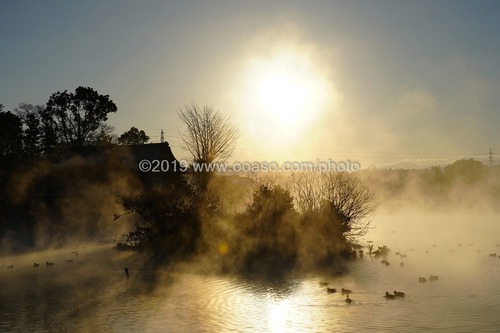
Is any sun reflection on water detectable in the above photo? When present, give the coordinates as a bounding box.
[267,298,291,333]
[3,214,500,332]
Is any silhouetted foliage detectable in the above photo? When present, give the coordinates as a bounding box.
[246,184,295,227]
[14,103,44,157]
[93,124,117,146]
[44,86,117,147]
[0,110,23,159]
[235,182,298,275]
[39,107,60,155]
[443,159,486,184]
[120,174,202,261]
[117,126,149,145]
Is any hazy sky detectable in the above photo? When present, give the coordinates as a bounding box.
[1,1,499,167]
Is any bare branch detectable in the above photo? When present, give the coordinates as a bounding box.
[178,103,238,165]
[291,171,377,237]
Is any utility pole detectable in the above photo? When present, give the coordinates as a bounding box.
[161,129,164,143]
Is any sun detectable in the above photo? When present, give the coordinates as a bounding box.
[256,69,308,126]
[241,49,330,147]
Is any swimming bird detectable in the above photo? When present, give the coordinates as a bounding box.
[400,262,404,266]
[319,281,328,286]
[65,259,74,263]
[326,287,337,293]
[384,292,395,299]
[489,253,497,257]
[419,277,427,283]
[394,290,405,297]
[385,261,390,266]
[7,265,14,269]
[34,263,39,267]
[345,295,352,303]
[341,288,352,294]
[429,275,439,281]
[46,262,54,266]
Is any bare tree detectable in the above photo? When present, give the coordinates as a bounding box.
[292,172,377,236]
[320,172,377,236]
[291,172,323,213]
[178,103,238,165]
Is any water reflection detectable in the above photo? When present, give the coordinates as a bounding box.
[267,299,290,333]
[1,213,500,332]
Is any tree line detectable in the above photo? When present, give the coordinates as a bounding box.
[0,86,149,161]
[365,159,500,211]
[1,87,377,277]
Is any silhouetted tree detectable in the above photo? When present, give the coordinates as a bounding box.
[443,159,486,184]
[320,172,377,236]
[239,181,298,275]
[93,124,117,146]
[0,109,23,159]
[179,103,238,165]
[120,175,201,259]
[292,172,323,213]
[14,103,44,156]
[247,184,295,224]
[292,172,376,236]
[39,107,59,155]
[179,103,238,191]
[44,86,117,147]
[117,126,149,145]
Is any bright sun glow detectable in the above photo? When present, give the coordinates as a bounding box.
[268,299,291,333]
[241,49,331,148]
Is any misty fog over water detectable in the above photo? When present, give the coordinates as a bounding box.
[1,212,499,333]
[3,1,500,332]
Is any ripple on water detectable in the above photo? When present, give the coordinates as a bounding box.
[3,214,500,332]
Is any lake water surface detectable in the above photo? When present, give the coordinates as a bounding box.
[1,212,500,332]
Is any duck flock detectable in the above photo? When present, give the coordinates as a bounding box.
[319,240,500,305]
[4,250,79,270]
[320,281,406,304]
[318,244,416,304]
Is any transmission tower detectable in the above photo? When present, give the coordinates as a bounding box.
[161,129,164,143]
[488,148,494,167]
